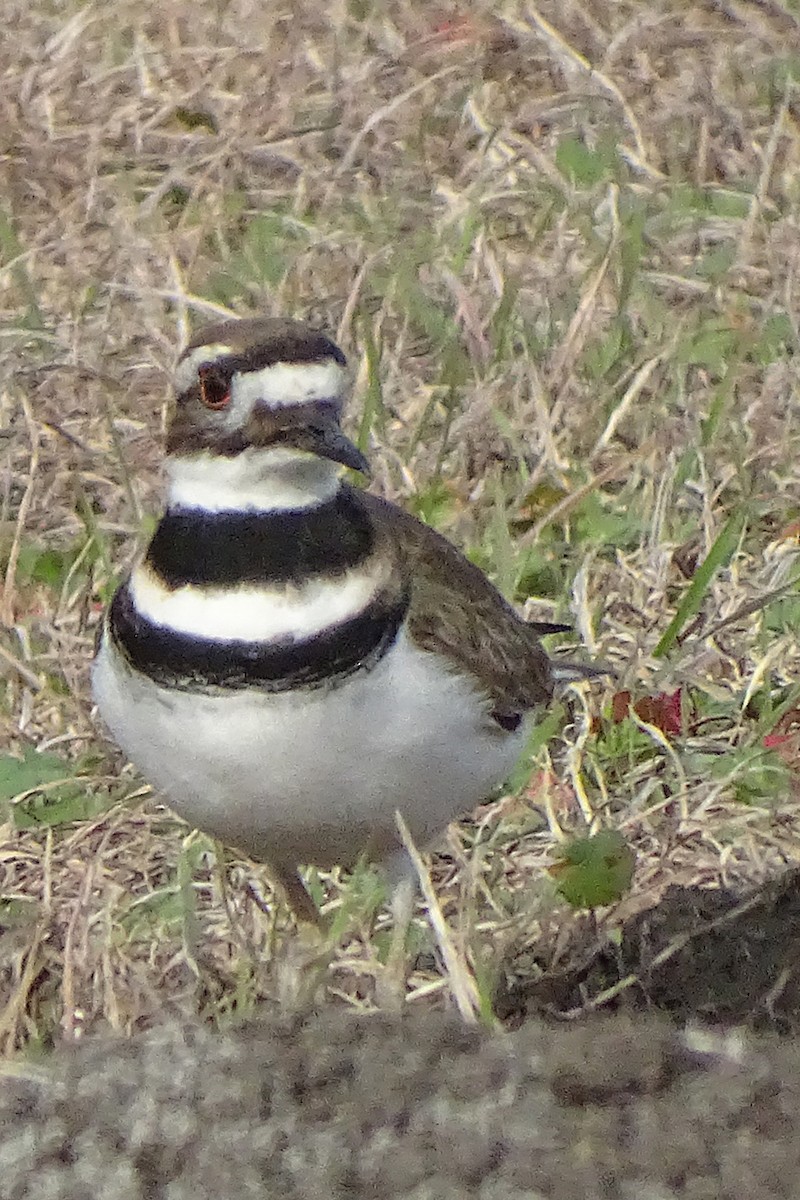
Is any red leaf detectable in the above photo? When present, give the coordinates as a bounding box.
[764,733,793,749]
[634,688,683,737]
[763,709,800,770]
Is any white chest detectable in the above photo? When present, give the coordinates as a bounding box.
[92,629,530,872]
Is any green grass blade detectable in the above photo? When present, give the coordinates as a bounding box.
[356,320,386,448]
[653,509,747,657]
[0,209,44,329]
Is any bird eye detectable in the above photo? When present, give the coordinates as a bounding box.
[198,364,231,410]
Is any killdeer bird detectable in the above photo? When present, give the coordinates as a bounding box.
[93,316,590,925]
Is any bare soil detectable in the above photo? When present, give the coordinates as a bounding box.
[4,1005,800,1199]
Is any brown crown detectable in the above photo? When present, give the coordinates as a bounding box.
[180,316,346,374]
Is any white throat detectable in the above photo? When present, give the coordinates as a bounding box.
[165,447,341,513]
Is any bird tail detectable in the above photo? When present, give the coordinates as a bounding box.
[527,620,574,636]
[528,618,614,683]
[550,658,614,683]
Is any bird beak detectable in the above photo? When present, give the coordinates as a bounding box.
[249,400,371,475]
[309,417,371,475]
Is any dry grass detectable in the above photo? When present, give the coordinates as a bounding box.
[2,0,800,1050]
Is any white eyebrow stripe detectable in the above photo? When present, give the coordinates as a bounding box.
[173,344,235,394]
[231,361,347,409]
[173,352,347,408]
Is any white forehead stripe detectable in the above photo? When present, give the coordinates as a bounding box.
[173,344,235,394]
[232,360,347,409]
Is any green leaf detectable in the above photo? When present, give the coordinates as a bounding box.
[14,544,77,591]
[551,830,635,909]
[0,748,73,802]
[763,593,800,635]
[119,888,185,937]
[693,242,736,283]
[0,748,113,830]
[667,184,751,220]
[676,321,738,369]
[555,135,616,187]
[12,787,104,830]
[753,313,793,365]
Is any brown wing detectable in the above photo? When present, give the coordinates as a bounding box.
[361,492,554,722]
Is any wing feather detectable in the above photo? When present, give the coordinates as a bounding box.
[360,492,554,720]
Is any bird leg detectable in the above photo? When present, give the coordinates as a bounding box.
[377,873,416,1011]
[269,863,326,931]
[262,863,334,1011]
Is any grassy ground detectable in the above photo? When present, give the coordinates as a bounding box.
[2,0,800,1051]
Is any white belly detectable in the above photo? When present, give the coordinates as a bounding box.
[91,630,530,872]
